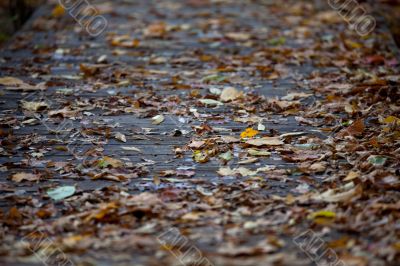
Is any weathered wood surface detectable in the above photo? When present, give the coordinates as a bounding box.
[0,0,399,265]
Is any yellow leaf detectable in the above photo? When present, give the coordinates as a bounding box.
[309,210,336,219]
[52,5,65,17]
[344,39,362,49]
[240,128,259,139]
[193,150,209,163]
[383,116,400,125]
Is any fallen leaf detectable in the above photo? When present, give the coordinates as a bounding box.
[98,156,124,168]
[240,128,259,139]
[281,92,312,101]
[199,99,223,106]
[47,186,76,201]
[282,150,321,162]
[367,155,387,166]
[121,146,142,153]
[159,170,176,177]
[0,77,26,86]
[308,210,336,219]
[193,150,209,163]
[152,114,165,125]
[11,172,40,183]
[314,185,362,203]
[196,186,213,196]
[338,119,365,137]
[217,240,276,256]
[238,157,259,164]
[217,167,236,176]
[383,116,400,125]
[188,140,206,149]
[220,87,242,102]
[48,107,78,118]
[279,132,307,139]
[153,175,160,186]
[257,123,266,131]
[219,151,233,161]
[220,136,240,143]
[209,87,222,95]
[246,137,284,146]
[248,149,271,157]
[176,170,195,177]
[268,36,286,46]
[309,162,327,173]
[115,132,127,143]
[52,4,65,17]
[110,35,140,48]
[343,171,359,181]
[237,167,258,176]
[144,22,167,38]
[226,32,251,41]
[21,101,49,112]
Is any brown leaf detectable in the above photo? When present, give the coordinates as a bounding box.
[144,22,167,38]
[188,140,206,149]
[11,172,40,183]
[337,119,365,137]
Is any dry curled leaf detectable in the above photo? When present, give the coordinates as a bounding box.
[21,101,49,112]
[220,87,242,102]
[11,172,40,183]
[152,114,165,125]
[115,132,127,143]
[246,137,284,146]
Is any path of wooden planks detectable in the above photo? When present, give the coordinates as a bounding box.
[0,1,399,265]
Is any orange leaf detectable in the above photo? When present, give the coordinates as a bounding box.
[52,5,65,17]
[240,128,259,139]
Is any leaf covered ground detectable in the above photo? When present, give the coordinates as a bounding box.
[0,0,399,265]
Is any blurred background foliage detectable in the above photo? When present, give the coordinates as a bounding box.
[0,0,43,45]
[0,0,399,48]
[377,0,400,47]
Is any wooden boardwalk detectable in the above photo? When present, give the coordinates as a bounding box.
[0,1,399,265]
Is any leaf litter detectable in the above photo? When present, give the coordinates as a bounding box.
[0,0,399,265]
